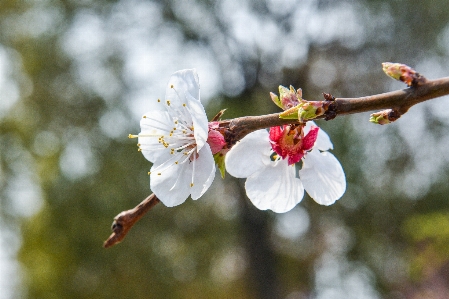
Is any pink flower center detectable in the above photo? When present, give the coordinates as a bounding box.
[269,124,319,165]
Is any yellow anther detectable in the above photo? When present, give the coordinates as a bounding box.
[174,120,178,124]
[137,143,141,146]
[170,84,174,88]
[128,134,138,138]
[158,173,161,176]
[148,172,151,175]
[157,99,161,102]
[183,103,186,107]
[137,148,141,152]
[175,161,178,164]
[173,127,176,130]
[166,100,171,106]
[190,183,194,187]
[143,115,147,118]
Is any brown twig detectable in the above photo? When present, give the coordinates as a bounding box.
[103,193,160,248]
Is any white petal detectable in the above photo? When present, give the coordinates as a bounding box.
[165,69,200,107]
[186,93,209,150]
[138,111,172,162]
[299,150,346,206]
[245,159,304,213]
[150,158,192,207]
[225,129,271,178]
[190,144,216,200]
[304,121,333,151]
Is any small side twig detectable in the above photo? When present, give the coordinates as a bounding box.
[103,193,160,248]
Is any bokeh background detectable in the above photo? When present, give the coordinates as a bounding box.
[1,0,449,298]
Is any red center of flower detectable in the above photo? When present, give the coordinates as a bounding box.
[269,124,319,165]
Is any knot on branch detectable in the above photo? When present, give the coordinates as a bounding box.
[322,93,337,121]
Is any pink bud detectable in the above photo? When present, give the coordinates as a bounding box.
[207,129,226,154]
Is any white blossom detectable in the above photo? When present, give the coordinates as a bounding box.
[130,69,215,207]
[225,122,346,213]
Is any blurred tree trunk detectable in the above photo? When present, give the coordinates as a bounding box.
[239,183,281,299]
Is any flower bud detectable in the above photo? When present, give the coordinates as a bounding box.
[271,85,302,110]
[382,62,419,86]
[207,122,226,154]
[369,109,401,125]
[297,101,325,122]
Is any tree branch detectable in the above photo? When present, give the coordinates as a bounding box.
[104,75,449,248]
[221,76,449,143]
[103,193,160,248]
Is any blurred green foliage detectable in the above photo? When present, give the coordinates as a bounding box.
[1,0,449,298]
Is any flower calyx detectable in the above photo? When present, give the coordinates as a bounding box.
[207,121,228,178]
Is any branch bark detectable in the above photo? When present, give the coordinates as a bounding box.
[103,193,160,248]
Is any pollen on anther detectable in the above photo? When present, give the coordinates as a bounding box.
[182,103,186,107]
[190,183,194,187]
[158,173,161,175]
[137,148,141,152]
[143,115,147,118]
[175,161,179,164]
[148,172,151,175]
[166,100,171,106]
[137,143,141,146]
[157,99,161,102]
[170,84,174,88]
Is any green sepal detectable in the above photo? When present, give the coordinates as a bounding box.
[298,105,318,122]
[279,105,300,119]
[213,152,226,179]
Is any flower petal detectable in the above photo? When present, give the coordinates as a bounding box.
[165,69,200,108]
[138,111,173,162]
[185,93,209,150]
[305,121,333,151]
[245,159,304,213]
[150,158,192,207]
[190,144,216,200]
[299,150,346,206]
[225,129,271,178]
